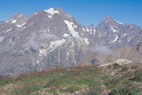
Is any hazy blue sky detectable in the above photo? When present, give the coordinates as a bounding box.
[0,0,142,26]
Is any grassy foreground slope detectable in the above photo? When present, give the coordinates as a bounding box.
[0,63,142,95]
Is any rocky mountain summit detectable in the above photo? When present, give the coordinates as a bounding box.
[0,8,142,75]
[96,16,142,48]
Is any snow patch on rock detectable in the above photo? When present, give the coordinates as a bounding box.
[127,37,132,42]
[64,20,82,41]
[33,12,38,15]
[39,49,47,56]
[48,15,52,18]
[84,38,90,45]
[82,28,86,32]
[5,28,12,33]
[63,33,69,37]
[123,33,127,37]
[98,32,102,37]
[94,29,96,35]
[44,8,59,18]
[114,19,123,24]
[12,20,17,23]
[49,39,66,51]
[44,8,59,15]
[0,36,5,42]
[16,25,22,28]
[110,26,117,32]
[86,28,90,32]
[110,35,119,43]
[16,22,27,28]
[39,39,66,56]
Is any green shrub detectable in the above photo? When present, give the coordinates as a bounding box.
[121,66,129,72]
[11,84,41,95]
[67,86,80,93]
[87,88,99,95]
[108,87,141,95]
[0,78,15,86]
[105,78,120,89]
[87,90,98,95]
[132,71,142,82]
[48,88,57,93]
[60,86,80,93]
[87,85,101,95]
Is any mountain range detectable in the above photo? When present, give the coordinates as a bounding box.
[0,8,142,75]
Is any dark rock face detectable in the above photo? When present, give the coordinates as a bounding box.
[0,8,142,75]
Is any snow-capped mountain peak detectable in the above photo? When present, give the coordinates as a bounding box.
[0,8,142,75]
